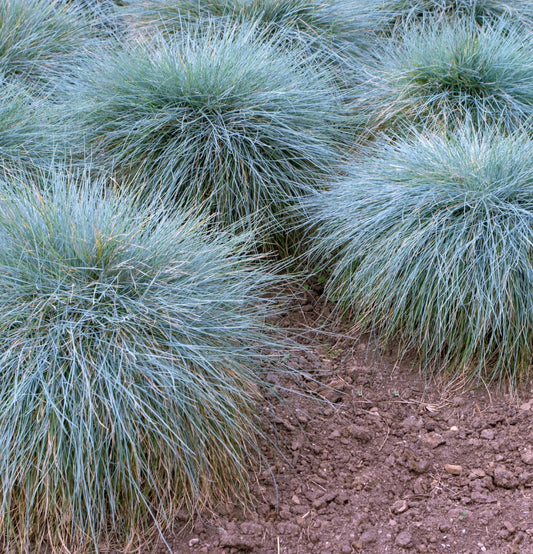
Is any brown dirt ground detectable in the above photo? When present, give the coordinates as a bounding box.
[158,283,533,554]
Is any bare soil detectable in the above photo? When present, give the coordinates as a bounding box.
[161,283,533,554]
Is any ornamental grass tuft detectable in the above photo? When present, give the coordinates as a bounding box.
[359,0,533,31]
[0,170,288,552]
[305,127,533,388]
[64,24,349,235]
[119,0,372,59]
[0,0,95,87]
[0,79,59,173]
[66,0,125,36]
[357,17,533,133]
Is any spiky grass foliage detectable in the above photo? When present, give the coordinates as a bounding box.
[119,0,372,60]
[0,170,289,552]
[358,0,533,30]
[0,79,59,174]
[0,0,95,87]
[64,0,125,36]
[305,127,533,388]
[357,17,533,133]
[65,24,349,236]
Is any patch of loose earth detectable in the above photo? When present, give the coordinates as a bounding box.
[154,288,533,554]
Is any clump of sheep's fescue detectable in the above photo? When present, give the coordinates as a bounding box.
[0,169,290,552]
[305,127,533,388]
[356,17,533,133]
[64,24,350,238]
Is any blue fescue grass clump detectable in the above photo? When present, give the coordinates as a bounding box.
[304,127,533,388]
[358,0,533,31]
[0,170,290,552]
[64,24,349,235]
[0,0,95,87]
[0,79,59,173]
[66,0,125,36]
[356,17,533,133]
[119,0,372,59]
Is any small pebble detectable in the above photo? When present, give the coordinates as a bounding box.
[493,466,518,489]
[520,447,533,465]
[359,529,378,544]
[444,464,463,476]
[395,530,413,547]
[503,521,516,533]
[423,432,446,449]
[392,499,409,514]
[480,429,495,440]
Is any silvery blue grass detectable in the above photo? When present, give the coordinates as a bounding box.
[0,0,95,88]
[0,79,58,173]
[358,0,533,31]
[119,0,373,58]
[305,126,533,388]
[0,170,289,552]
[64,23,350,237]
[356,17,533,133]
